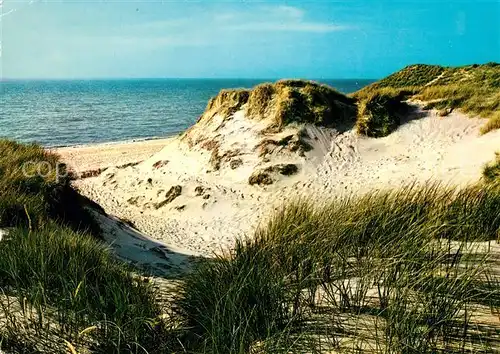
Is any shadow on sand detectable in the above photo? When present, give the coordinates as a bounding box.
[88,207,204,279]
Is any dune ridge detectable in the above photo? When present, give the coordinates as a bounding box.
[65,76,500,257]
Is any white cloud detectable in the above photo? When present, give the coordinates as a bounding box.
[227,22,347,33]
[271,5,304,19]
[218,5,348,34]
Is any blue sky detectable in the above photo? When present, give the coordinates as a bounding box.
[1,0,499,79]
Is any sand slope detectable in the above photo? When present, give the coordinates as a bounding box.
[68,106,499,258]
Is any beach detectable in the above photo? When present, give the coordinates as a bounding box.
[4,66,499,353]
[2,0,499,350]
[54,138,174,173]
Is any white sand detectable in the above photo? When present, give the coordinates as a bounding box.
[89,210,199,275]
[63,106,499,263]
[54,138,173,173]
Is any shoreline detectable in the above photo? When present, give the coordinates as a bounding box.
[47,132,182,149]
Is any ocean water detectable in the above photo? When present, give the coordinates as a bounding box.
[0,79,375,147]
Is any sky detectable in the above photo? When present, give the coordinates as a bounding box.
[1,0,499,79]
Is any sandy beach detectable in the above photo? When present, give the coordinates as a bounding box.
[54,138,175,174]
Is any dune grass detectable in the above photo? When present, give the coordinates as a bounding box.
[246,80,356,131]
[355,88,412,137]
[204,89,251,119]
[0,140,98,233]
[483,152,500,184]
[176,183,500,353]
[0,224,169,353]
[200,64,499,139]
[201,80,357,132]
[374,64,445,87]
[0,140,171,353]
[353,63,500,136]
[480,111,500,135]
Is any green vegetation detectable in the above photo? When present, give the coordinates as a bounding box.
[355,88,411,137]
[354,63,500,136]
[0,140,98,232]
[483,152,500,184]
[176,183,500,353]
[0,140,169,353]
[201,80,357,132]
[201,63,499,139]
[373,64,445,88]
[0,225,168,353]
[204,89,250,119]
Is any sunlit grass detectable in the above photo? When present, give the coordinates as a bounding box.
[483,152,500,184]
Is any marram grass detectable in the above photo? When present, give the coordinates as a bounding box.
[200,79,357,132]
[0,140,171,353]
[175,182,500,353]
[483,152,500,184]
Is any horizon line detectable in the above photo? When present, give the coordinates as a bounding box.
[0,77,379,82]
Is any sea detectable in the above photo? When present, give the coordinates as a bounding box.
[0,79,375,147]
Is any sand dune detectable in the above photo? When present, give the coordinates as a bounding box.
[60,104,499,261]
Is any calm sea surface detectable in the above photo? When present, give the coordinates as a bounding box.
[0,79,375,147]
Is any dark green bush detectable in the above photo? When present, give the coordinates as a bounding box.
[356,89,410,137]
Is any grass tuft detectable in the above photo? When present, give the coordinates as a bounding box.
[483,152,500,184]
[175,183,500,352]
[205,89,250,119]
[175,242,291,353]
